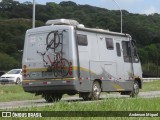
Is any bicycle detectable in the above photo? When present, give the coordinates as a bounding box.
[46,31,61,50]
[37,30,70,77]
[47,52,70,77]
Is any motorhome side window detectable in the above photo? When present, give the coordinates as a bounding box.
[116,43,121,57]
[106,38,114,50]
[77,34,88,46]
[122,41,131,62]
[122,41,139,63]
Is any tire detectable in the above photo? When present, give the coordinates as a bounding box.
[44,94,62,103]
[44,95,53,103]
[46,31,60,50]
[130,81,139,97]
[92,81,101,100]
[15,77,21,85]
[81,81,101,101]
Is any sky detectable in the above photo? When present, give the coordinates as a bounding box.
[16,0,160,15]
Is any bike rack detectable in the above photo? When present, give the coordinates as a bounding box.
[53,31,64,61]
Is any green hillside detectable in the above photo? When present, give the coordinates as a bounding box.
[0,0,160,77]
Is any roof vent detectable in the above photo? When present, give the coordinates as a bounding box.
[77,24,85,28]
[46,19,79,26]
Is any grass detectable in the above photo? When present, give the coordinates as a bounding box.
[0,80,159,102]
[0,84,41,102]
[141,80,160,92]
[0,81,159,120]
[16,97,160,111]
[4,97,159,120]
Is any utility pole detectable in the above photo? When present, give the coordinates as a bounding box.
[32,0,35,28]
[112,0,122,33]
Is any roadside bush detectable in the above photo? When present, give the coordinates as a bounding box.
[0,52,19,70]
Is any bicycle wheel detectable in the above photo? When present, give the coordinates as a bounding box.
[46,31,60,50]
[56,58,70,77]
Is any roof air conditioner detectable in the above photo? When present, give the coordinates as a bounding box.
[46,19,79,26]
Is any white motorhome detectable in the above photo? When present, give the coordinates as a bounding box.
[22,19,142,102]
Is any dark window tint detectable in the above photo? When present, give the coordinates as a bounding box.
[116,43,121,57]
[122,41,139,63]
[77,34,88,46]
[122,41,131,62]
[122,41,131,57]
[131,41,139,63]
[106,38,114,50]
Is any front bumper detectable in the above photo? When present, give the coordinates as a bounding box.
[0,79,15,84]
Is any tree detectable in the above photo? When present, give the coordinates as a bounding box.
[0,52,19,70]
[59,1,77,7]
[0,1,160,74]
[0,0,19,10]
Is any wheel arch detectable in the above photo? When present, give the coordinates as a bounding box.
[94,79,102,89]
[15,77,21,84]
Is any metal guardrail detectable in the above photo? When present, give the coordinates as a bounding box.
[142,78,160,82]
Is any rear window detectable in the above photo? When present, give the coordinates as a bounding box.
[8,70,21,74]
[116,43,121,57]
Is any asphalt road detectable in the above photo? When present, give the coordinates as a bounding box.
[0,91,160,110]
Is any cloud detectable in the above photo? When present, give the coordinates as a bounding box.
[115,0,143,3]
[141,6,160,15]
[101,0,143,4]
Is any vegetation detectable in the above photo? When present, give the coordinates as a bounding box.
[0,0,160,76]
[0,81,159,119]
[6,98,159,120]
[141,80,160,92]
[0,84,41,102]
[0,80,159,102]
[12,96,159,111]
